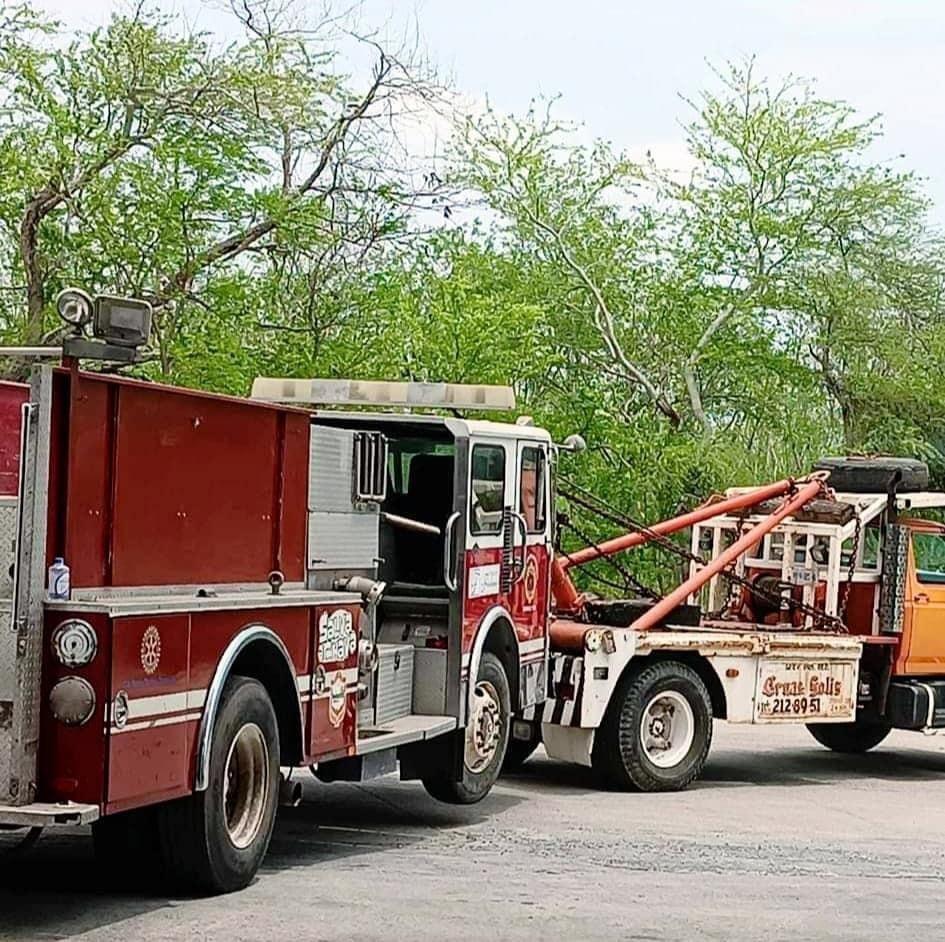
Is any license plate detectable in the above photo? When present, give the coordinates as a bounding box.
[754,658,857,722]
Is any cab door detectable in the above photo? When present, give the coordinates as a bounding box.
[509,440,551,643]
[508,439,551,708]
[899,522,945,674]
[460,437,515,651]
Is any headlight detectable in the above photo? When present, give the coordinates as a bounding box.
[49,676,96,726]
[51,619,98,667]
[584,629,602,652]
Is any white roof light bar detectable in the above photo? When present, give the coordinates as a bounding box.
[251,378,516,412]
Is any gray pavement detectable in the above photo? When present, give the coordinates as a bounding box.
[3,723,945,940]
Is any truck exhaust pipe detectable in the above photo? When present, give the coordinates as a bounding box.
[279,774,302,807]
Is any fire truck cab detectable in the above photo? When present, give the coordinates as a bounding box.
[0,364,551,894]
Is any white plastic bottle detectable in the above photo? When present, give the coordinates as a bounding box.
[48,557,70,600]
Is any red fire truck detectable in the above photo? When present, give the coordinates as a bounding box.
[0,291,553,893]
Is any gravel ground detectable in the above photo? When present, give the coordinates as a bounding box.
[3,723,945,940]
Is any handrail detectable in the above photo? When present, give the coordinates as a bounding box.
[10,401,32,632]
[443,511,461,592]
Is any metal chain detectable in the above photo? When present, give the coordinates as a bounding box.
[559,518,662,601]
[559,478,847,633]
[838,513,861,622]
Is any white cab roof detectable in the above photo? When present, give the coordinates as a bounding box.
[312,409,551,443]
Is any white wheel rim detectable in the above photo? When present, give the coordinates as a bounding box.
[224,722,270,849]
[465,680,502,773]
[640,690,695,769]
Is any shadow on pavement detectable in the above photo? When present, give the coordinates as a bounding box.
[701,743,945,786]
[501,755,599,792]
[0,775,519,940]
[501,740,945,793]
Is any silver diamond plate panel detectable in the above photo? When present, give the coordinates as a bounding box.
[0,496,18,768]
[3,367,52,804]
[879,522,909,634]
[0,498,17,601]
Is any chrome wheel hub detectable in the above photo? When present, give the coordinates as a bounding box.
[465,680,502,773]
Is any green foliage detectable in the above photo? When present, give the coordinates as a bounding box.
[0,8,943,593]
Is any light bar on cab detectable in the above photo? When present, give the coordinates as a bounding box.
[250,378,516,412]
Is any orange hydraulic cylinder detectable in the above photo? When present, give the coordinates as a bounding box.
[551,556,585,614]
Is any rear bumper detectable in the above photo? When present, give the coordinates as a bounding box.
[0,801,99,828]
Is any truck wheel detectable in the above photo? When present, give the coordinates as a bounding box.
[807,720,892,753]
[503,721,541,772]
[813,456,929,493]
[592,660,712,792]
[157,676,280,894]
[423,652,510,804]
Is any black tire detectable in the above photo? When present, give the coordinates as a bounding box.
[156,676,280,894]
[502,721,541,772]
[814,456,929,493]
[807,719,892,753]
[423,652,510,804]
[92,805,163,886]
[592,660,712,792]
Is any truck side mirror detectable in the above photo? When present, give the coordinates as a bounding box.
[559,434,587,454]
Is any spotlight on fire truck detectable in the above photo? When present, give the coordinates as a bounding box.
[55,288,93,327]
[251,377,517,412]
[91,294,152,348]
[56,288,152,364]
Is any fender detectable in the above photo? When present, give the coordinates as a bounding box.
[194,624,304,791]
[466,605,518,722]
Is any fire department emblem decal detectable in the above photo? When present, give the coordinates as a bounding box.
[328,671,346,728]
[140,625,161,675]
[523,556,539,604]
[318,609,357,664]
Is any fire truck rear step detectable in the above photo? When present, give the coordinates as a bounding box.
[0,800,99,828]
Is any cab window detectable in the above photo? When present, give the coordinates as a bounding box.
[470,444,505,534]
[913,531,945,584]
[519,446,547,532]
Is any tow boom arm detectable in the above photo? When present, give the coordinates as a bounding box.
[550,475,827,632]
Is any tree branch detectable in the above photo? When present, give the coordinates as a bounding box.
[154,52,396,305]
[519,201,681,427]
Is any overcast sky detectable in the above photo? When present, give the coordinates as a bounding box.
[42,0,945,225]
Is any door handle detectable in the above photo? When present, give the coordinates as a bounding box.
[915,592,930,605]
[443,511,461,592]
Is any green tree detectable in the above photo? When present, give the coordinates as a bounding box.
[662,60,945,453]
[0,0,439,374]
